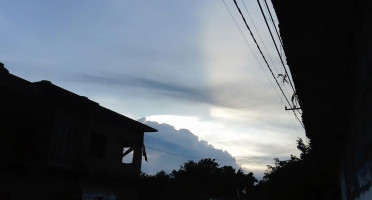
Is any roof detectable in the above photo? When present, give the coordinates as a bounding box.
[0,62,157,133]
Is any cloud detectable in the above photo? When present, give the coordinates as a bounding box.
[142,114,304,180]
[139,118,239,175]
[73,72,281,112]
[75,73,213,104]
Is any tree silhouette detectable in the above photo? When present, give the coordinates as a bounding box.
[139,139,342,199]
[256,138,340,200]
[139,158,257,200]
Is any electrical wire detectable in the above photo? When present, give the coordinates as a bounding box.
[223,0,303,128]
[262,0,283,46]
[256,0,296,94]
[241,0,280,75]
[221,0,283,103]
[232,0,304,128]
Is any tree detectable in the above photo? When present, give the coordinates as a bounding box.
[139,158,258,200]
[256,138,340,200]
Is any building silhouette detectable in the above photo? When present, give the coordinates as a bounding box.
[272,0,372,199]
[0,62,157,200]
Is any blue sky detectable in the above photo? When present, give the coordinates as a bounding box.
[1,0,306,176]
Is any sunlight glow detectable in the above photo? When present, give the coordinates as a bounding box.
[146,115,223,133]
[211,106,256,121]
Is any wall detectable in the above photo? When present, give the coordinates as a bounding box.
[272,0,372,199]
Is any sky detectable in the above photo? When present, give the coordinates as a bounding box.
[0,0,306,177]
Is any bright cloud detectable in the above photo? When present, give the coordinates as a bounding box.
[146,114,304,179]
[140,119,238,175]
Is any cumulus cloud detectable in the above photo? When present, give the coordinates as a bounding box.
[139,118,239,175]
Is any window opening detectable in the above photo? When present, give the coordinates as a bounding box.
[122,146,134,164]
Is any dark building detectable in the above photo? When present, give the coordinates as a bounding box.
[0,63,157,200]
[272,0,372,199]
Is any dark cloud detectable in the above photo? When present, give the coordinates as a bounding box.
[75,73,214,104]
[138,118,239,175]
[74,73,278,110]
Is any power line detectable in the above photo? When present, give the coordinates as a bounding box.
[256,0,296,94]
[231,0,304,128]
[232,0,286,102]
[221,0,283,102]
[221,0,261,67]
[222,0,304,128]
[262,0,283,46]
[240,0,280,75]
[255,0,304,127]
[262,0,287,88]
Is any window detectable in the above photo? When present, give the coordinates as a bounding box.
[90,132,107,159]
[122,146,134,164]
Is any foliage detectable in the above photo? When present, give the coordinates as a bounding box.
[139,138,340,199]
[256,138,340,200]
[261,138,309,182]
[139,158,257,200]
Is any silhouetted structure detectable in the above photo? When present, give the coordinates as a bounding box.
[272,1,372,199]
[0,63,157,200]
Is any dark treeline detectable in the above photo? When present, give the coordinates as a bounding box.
[139,158,257,200]
[257,138,340,199]
[139,138,340,200]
